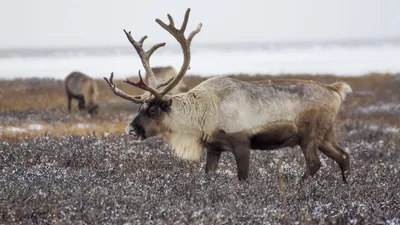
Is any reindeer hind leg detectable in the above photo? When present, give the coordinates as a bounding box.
[299,138,321,180]
[319,127,350,183]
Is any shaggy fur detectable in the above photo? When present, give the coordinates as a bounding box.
[160,77,346,157]
[141,76,353,181]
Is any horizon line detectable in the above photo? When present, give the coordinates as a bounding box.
[1,36,400,51]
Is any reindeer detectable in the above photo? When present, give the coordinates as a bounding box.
[104,8,352,182]
[147,66,189,95]
[65,71,99,115]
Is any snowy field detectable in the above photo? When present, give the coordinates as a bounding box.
[1,127,399,224]
[1,42,400,79]
[0,74,400,224]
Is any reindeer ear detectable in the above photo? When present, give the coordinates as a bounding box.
[166,99,172,106]
[160,99,172,111]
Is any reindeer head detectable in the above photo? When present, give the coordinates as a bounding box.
[88,104,99,115]
[104,8,202,141]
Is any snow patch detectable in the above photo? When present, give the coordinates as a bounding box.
[27,124,44,130]
[356,103,400,114]
[75,123,96,129]
[0,126,27,133]
[0,123,46,134]
[368,124,399,133]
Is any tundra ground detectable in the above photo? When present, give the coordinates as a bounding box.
[0,74,399,224]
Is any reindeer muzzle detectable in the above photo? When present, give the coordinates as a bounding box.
[125,124,145,141]
[88,104,99,115]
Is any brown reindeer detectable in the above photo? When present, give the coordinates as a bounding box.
[65,71,99,115]
[146,66,189,95]
[104,8,352,182]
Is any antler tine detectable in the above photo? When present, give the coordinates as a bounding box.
[167,14,175,27]
[155,77,174,89]
[155,8,202,97]
[138,35,147,44]
[188,23,202,45]
[147,43,166,58]
[103,72,145,104]
[180,8,190,32]
[122,29,166,88]
[123,70,162,99]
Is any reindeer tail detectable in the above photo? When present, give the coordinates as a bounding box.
[329,82,353,101]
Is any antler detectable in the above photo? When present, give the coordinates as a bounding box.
[103,72,146,104]
[155,8,202,96]
[105,8,202,104]
[123,31,166,89]
[103,70,164,103]
[123,70,162,99]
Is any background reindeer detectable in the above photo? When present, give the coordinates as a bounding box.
[104,8,352,182]
[65,71,99,115]
[146,66,189,95]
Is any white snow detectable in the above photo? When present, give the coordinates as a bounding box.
[0,126,27,133]
[75,123,96,129]
[0,123,46,134]
[27,124,44,130]
[356,103,400,114]
[1,44,400,79]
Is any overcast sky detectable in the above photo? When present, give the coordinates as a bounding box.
[1,0,400,48]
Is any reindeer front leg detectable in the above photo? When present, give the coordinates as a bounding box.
[204,132,229,175]
[232,144,250,181]
[205,130,251,181]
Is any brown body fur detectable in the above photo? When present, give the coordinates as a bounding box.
[65,71,99,115]
[199,78,351,182]
[206,108,349,182]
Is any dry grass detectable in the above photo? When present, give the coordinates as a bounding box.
[1,73,399,111]
[0,121,128,141]
[0,81,65,111]
[1,72,400,140]
[0,77,144,112]
[276,159,287,209]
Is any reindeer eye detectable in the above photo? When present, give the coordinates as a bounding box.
[148,106,157,116]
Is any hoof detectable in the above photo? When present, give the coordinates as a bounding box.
[342,170,350,184]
